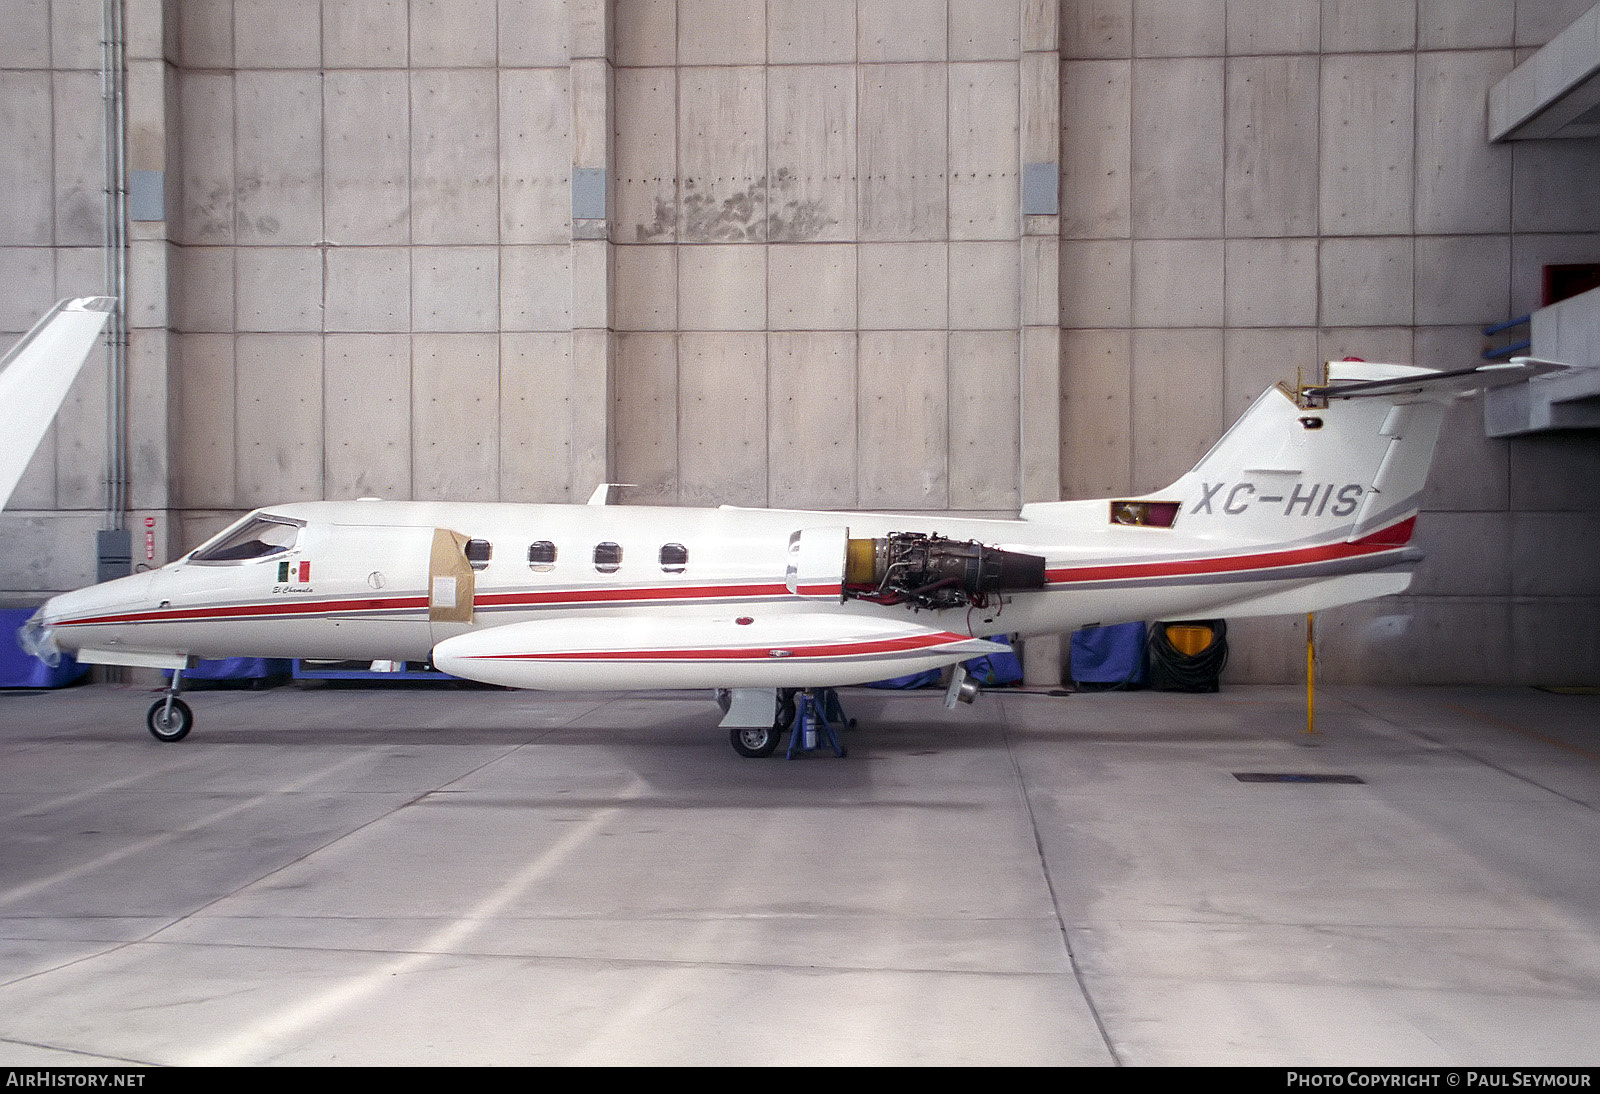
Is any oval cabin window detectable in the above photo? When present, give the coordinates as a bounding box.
[594,542,622,573]
[660,543,688,573]
[528,540,557,571]
[465,538,492,571]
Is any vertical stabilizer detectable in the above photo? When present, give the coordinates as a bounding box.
[0,297,115,510]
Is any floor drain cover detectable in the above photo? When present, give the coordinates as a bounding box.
[1233,772,1364,784]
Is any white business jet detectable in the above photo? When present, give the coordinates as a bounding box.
[10,300,1555,755]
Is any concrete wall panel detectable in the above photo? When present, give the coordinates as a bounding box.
[500,0,572,67]
[235,72,323,245]
[1062,0,1131,59]
[1130,328,1223,493]
[173,248,234,333]
[1320,236,1414,327]
[125,239,169,329]
[1414,235,1510,326]
[502,244,571,331]
[1320,53,1415,236]
[767,330,857,509]
[1516,0,1600,48]
[0,0,49,67]
[324,0,409,67]
[235,334,323,505]
[614,0,675,66]
[1415,51,1513,235]
[411,0,497,67]
[1060,60,1130,239]
[767,65,855,242]
[1407,512,1513,597]
[1132,58,1223,238]
[324,333,412,499]
[1060,329,1130,498]
[236,247,322,332]
[678,67,765,241]
[0,248,53,334]
[1224,238,1318,327]
[326,247,410,332]
[0,510,101,592]
[52,72,105,246]
[173,335,234,508]
[949,330,1020,510]
[178,0,232,69]
[678,0,765,65]
[1512,140,1600,235]
[858,330,948,508]
[949,62,1020,240]
[412,333,500,500]
[500,331,575,502]
[677,332,767,506]
[768,0,854,64]
[1225,55,1318,238]
[1322,0,1416,52]
[0,73,53,247]
[234,0,321,68]
[500,67,571,244]
[1223,327,1316,417]
[950,241,1020,329]
[324,70,411,246]
[1513,599,1600,686]
[951,0,1020,61]
[1060,239,1131,327]
[858,0,946,63]
[414,246,500,332]
[615,67,677,242]
[768,243,856,330]
[178,72,234,245]
[679,243,766,330]
[1227,0,1320,54]
[1133,0,1225,57]
[1508,431,1600,511]
[124,327,170,512]
[1418,0,1513,49]
[1512,513,1600,596]
[7,423,55,512]
[53,345,107,509]
[1131,239,1222,327]
[51,0,109,69]
[858,64,948,241]
[1321,325,1414,368]
[613,332,678,501]
[859,242,948,329]
[614,245,677,331]
[411,69,499,244]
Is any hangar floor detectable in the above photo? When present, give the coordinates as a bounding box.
[0,681,1597,1066]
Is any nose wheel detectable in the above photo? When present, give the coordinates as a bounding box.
[147,667,193,742]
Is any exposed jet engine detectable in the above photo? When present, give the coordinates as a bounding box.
[843,532,1047,610]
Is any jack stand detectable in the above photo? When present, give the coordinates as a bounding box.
[786,688,848,759]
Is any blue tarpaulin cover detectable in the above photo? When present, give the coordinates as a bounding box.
[0,608,89,688]
[164,658,290,681]
[1070,622,1148,686]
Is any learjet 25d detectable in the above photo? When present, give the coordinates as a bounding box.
[11,299,1558,755]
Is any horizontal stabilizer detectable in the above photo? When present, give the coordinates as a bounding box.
[432,613,1004,691]
[1304,359,1566,402]
[0,297,114,510]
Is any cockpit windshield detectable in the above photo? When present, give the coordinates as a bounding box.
[189,515,304,563]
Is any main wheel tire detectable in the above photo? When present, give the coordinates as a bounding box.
[146,698,193,743]
[729,723,781,758]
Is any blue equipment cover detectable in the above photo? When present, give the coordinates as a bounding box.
[0,608,89,687]
[1070,622,1148,686]
[165,658,290,681]
[964,637,1023,686]
[866,669,941,689]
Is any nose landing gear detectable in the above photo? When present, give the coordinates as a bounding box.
[147,668,193,742]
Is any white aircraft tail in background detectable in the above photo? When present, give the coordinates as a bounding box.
[0,297,114,510]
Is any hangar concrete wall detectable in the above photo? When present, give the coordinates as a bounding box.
[0,0,1596,686]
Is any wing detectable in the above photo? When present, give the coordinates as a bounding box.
[0,297,115,510]
[431,611,1007,690]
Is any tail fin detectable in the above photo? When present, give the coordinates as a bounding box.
[1164,360,1557,545]
[0,297,114,510]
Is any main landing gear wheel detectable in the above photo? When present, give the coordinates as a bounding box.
[146,698,193,742]
[729,723,781,759]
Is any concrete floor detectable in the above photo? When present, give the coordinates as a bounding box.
[0,679,1597,1066]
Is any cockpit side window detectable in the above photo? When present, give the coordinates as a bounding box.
[189,515,304,563]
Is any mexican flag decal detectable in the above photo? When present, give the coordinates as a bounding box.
[277,560,311,583]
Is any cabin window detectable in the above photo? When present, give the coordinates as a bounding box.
[528,540,557,571]
[594,542,622,573]
[660,543,688,573]
[465,538,492,571]
[189,515,303,563]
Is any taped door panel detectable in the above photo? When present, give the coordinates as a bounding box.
[429,528,475,623]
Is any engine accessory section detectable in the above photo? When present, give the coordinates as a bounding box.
[844,533,1047,610]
